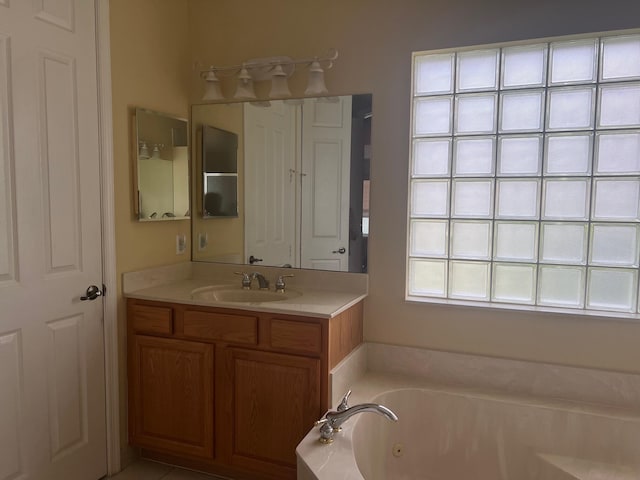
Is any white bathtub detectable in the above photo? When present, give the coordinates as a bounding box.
[297,374,640,480]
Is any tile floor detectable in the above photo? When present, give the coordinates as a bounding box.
[108,459,233,480]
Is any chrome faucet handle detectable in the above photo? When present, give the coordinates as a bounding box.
[314,418,335,444]
[234,272,252,290]
[275,274,294,293]
[337,390,352,412]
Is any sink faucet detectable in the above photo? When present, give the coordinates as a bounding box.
[251,272,269,290]
[315,390,398,444]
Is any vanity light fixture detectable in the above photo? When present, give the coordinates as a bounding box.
[198,48,338,102]
[202,70,224,101]
[269,64,291,98]
[233,66,257,100]
[304,60,329,96]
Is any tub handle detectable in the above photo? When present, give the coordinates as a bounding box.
[337,390,352,412]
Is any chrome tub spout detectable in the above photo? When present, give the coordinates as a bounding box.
[315,390,398,444]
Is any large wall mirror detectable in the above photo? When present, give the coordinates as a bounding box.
[191,94,371,272]
[133,108,190,221]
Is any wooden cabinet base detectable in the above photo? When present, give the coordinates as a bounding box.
[127,298,363,480]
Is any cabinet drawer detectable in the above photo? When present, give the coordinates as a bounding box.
[270,319,322,354]
[183,310,258,345]
[131,305,173,335]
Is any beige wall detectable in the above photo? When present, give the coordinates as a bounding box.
[110,0,191,458]
[186,0,640,373]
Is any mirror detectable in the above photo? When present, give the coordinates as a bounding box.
[191,94,371,273]
[133,108,190,221]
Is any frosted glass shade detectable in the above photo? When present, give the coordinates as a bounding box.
[305,61,329,96]
[269,65,291,98]
[234,68,256,100]
[202,71,224,101]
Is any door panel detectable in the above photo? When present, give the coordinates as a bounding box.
[46,314,88,460]
[0,33,17,283]
[130,335,214,459]
[39,51,82,273]
[34,0,75,31]
[228,348,320,470]
[0,330,24,480]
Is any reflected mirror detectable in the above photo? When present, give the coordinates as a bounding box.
[133,108,190,221]
[191,94,371,272]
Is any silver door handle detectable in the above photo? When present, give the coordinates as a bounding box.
[332,247,346,254]
[81,284,104,301]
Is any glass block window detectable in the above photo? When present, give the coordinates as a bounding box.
[408,32,640,314]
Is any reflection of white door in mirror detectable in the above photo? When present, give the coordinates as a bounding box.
[244,102,297,267]
[301,97,352,271]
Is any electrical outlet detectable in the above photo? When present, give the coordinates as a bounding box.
[176,234,186,255]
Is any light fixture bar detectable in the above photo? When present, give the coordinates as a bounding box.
[198,48,338,78]
[198,49,338,102]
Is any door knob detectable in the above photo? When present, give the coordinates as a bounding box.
[332,247,346,254]
[249,255,263,264]
[81,284,104,301]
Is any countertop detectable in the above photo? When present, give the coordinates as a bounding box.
[123,263,368,318]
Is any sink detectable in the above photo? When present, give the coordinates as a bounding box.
[191,285,302,303]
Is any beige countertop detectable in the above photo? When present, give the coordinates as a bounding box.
[123,262,368,318]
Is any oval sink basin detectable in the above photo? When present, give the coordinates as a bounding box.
[191,286,301,303]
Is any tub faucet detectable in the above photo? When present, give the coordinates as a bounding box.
[251,272,269,290]
[315,390,398,444]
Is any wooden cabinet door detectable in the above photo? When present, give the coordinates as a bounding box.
[130,335,214,459]
[224,348,321,473]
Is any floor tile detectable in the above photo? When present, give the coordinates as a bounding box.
[108,460,172,480]
[163,468,230,480]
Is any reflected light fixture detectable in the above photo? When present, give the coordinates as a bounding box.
[151,144,164,160]
[198,49,338,102]
[138,141,150,159]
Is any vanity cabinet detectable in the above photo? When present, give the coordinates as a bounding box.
[127,298,363,480]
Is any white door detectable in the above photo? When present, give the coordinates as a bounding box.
[301,97,352,271]
[244,101,297,267]
[0,1,107,480]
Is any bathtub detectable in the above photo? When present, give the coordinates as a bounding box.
[297,373,640,480]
